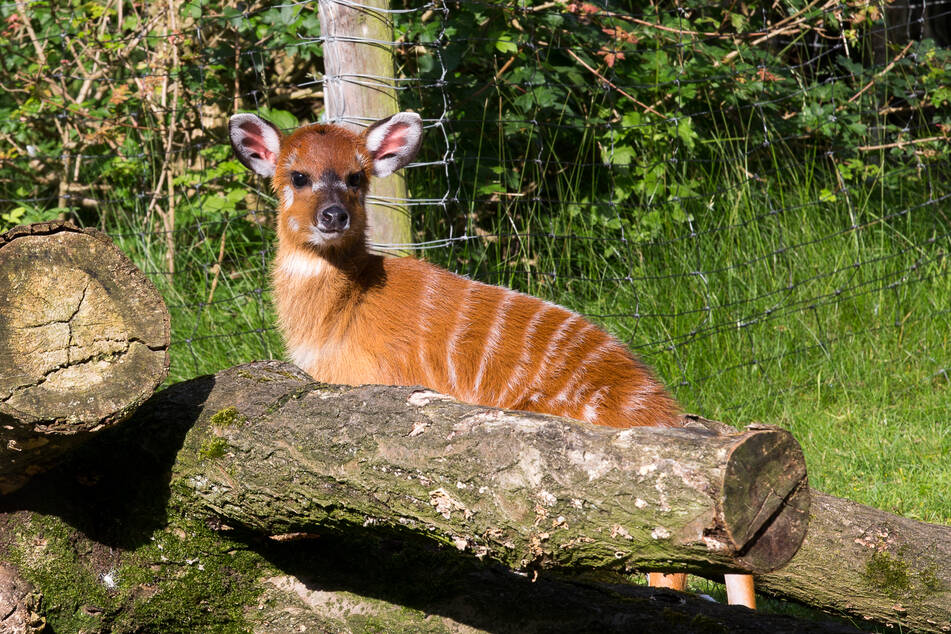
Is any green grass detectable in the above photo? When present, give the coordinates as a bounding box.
[103,196,283,384]
[419,111,951,527]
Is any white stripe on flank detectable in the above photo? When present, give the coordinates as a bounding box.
[416,275,440,384]
[622,378,655,415]
[504,304,569,406]
[582,386,612,423]
[551,329,605,405]
[496,300,549,404]
[471,292,511,397]
[445,285,474,394]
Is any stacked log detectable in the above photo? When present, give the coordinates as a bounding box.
[0,221,169,493]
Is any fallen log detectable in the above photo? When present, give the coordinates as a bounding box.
[173,362,810,578]
[759,491,951,633]
[2,361,947,631]
[0,361,856,633]
[0,221,170,494]
[173,362,950,632]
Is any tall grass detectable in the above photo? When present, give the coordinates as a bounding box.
[102,188,283,384]
[414,102,950,525]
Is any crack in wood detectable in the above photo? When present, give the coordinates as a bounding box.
[65,281,90,365]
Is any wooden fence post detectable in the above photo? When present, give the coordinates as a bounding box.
[318,0,412,255]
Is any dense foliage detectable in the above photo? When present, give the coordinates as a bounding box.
[2,0,949,510]
[395,1,950,244]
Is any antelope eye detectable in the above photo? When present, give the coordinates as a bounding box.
[291,171,309,188]
[346,172,363,188]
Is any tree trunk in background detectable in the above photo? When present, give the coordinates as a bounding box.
[0,221,170,494]
[319,0,412,254]
[758,491,951,633]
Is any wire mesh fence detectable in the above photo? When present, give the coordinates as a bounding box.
[1,0,948,437]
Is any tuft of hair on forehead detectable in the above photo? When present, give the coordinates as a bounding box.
[279,124,368,168]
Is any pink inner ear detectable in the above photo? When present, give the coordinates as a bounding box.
[239,122,276,161]
[373,122,410,158]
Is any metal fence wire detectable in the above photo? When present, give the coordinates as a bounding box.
[1,0,948,424]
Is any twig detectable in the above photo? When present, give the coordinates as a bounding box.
[473,56,516,99]
[627,17,763,38]
[14,1,47,66]
[206,228,229,306]
[856,135,949,152]
[565,49,664,117]
[527,1,562,11]
[843,41,914,107]
[721,0,832,65]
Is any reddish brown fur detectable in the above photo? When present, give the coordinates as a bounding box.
[248,120,681,428]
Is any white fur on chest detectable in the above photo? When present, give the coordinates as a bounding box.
[276,249,330,280]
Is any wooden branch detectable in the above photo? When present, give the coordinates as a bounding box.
[844,41,914,106]
[565,49,664,118]
[856,135,949,152]
[174,362,809,577]
[0,222,169,494]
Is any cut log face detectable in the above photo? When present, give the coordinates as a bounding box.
[0,221,170,493]
[722,426,810,571]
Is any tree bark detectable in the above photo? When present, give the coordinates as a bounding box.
[759,491,951,633]
[0,361,857,634]
[174,362,810,578]
[0,221,170,494]
[318,0,412,254]
[0,564,45,633]
[172,362,951,632]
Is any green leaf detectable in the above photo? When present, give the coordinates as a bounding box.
[495,37,517,54]
[258,109,299,131]
[675,117,697,151]
[603,145,635,166]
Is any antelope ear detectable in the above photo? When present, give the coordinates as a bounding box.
[229,113,282,178]
[363,111,423,178]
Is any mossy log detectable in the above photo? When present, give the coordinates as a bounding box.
[1,360,859,633]
[1,361,947,631]
[0,221,170,494]
[759,491,951,633]
[174,362,810,578]
[173,362,950,632]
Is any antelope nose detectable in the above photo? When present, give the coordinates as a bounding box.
[317,206,349,232]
